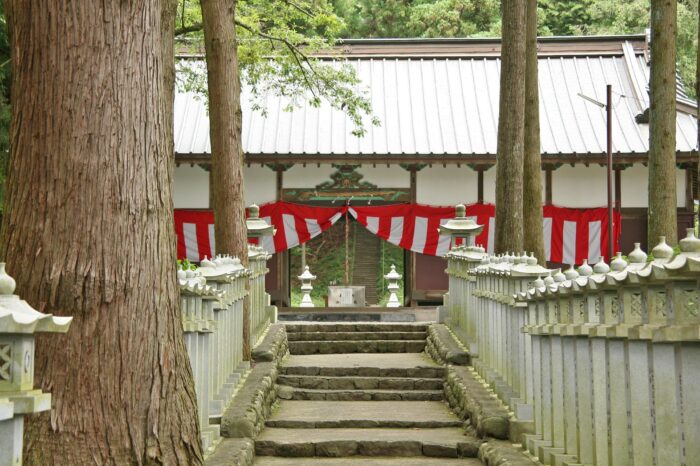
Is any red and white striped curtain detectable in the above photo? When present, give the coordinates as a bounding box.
[174,201,620,265]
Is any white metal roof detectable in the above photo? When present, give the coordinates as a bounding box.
[173,38,698,158]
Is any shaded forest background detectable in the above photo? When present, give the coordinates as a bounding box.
[0,0,697,211]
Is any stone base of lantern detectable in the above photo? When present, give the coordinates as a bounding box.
[0,411,22,466]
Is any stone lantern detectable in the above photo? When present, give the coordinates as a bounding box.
[298,266,316,308]
[438,203,484,248]
[384,265,402,308]
[0,263,72,465]
[246,204,275,239]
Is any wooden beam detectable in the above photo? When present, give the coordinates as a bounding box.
[175,152,698,166]
[545,168,552,205]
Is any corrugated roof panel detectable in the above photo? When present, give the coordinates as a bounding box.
[445,60,470,154]
[173,48,697,157]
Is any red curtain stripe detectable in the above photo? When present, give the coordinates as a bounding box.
[174,201,620,266]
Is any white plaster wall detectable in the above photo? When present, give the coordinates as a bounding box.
[483,168,496,204]
[173,165,210,208]
[244,165,276,205]
[416,166,478,205]
[551,165,607,208]
[284,165,336,188]
[359,165,410,188]
[621,164,686,208]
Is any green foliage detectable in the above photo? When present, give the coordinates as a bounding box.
[539,0,593,36]
[178,259,198,271]
[409,0,500,38]
[176,0,379,136]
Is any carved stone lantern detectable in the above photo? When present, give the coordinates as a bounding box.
[439,204,484,249]
[298,266,316,308]
[384,265,402,308]
[246,204,275,239]
[0,263,72,465]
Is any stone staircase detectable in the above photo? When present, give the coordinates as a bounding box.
[254,323,483,464]
[351,225,381,304]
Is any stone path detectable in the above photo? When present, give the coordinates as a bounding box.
[254,322,483,463]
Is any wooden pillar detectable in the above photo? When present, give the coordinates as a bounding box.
[685,165,694,210]
[477,168,484,203]
[544,167,553,205]
[614,167,622,213]
[409,168,417,307]
[274,165,289,306]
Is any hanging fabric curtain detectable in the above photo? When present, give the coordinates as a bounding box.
[174,202,345,260]
[348,203,495,256]
[174,201,620,265]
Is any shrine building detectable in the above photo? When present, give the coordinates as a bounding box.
[172,34,698,306]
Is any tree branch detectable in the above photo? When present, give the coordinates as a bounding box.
[278,0,314,17]
[175,22,203,36]
[234,19,320,98]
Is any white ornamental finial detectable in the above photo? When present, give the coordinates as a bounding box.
[0,262,16,295]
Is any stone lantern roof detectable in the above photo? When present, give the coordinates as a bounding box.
[0,263,72,334]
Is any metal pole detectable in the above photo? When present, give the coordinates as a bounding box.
[344,203,349,285]
[606,84,614,258]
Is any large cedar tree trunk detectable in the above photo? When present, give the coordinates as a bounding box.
[522,0,546,264]
[648,0,678,246]
[495,0,527,254]
[200,0,250,358]
[2,2,203,464]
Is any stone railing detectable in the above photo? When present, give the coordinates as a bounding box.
[444,232,700,466]
[248,246,276,347]
[178,247,276,454]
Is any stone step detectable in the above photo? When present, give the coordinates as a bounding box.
[289,340,426,355]
[277,374,443,390]
[254,457,483,465]
[280,353,444,379]
[265,400,462,429]
[255,427,481,458]
[285,323,429,333]
[278,386,444,401]
[286,331,427,341]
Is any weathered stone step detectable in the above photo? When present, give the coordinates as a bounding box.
[255,427,481,458]
[254,457,483,465]
[280,353,444,379]
[285,323,429,333]
[265,400,462,429]
[289,340,426,354]
[279,386,444,401]
[277,374,443,390]
[286,331,427,341]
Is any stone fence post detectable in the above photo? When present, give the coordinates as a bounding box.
[181,255,249,454]
[445,231,700,466]
[0,263,72,465]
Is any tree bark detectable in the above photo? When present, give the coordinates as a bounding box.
[200,0,250,359]
[522,0,546,264]
[495,0,527,254]
[2,1,203,464]
[648,0,678,247]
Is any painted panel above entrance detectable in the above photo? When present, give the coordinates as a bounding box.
[283,165,410,202]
